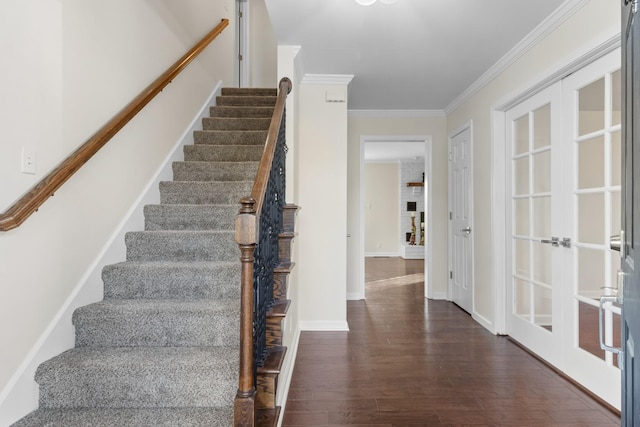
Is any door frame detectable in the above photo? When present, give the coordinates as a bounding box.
[447,121,475,313]
[236,0,249,87]
[357,135,433,300]
[491,35,621,335]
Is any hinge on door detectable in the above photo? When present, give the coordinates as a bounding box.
[450,271,453,279]
[239,10,243,18]
[449,212,452,220]
[238,54,243,61]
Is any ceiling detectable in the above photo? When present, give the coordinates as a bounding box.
[264,0,565,111]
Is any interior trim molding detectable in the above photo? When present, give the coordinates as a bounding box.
[299,320,350,331]
[349,109,446,118]
[445,0,591,114]
[301,73,354,85]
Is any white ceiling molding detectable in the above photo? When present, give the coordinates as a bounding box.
[444,0,590,115]
[496,34,620,111]
[349,110,446,118]
[300,74,355,85]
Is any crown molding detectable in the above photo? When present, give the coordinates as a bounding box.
[444,0,590,115]
[301,74,355,85]
[348,109,445,118]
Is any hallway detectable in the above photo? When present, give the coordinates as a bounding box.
[282,259,620,426]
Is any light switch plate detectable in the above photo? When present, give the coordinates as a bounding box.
[21,148,36,174]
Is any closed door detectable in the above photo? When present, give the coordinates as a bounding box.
[506,50,622,409]
[449,126,473,313]
[621,0,640,424]
[561,49,622,408]
[506,84,563,366]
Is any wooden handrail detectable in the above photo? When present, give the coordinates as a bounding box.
[0,18,229,232]
[251,77,293,217]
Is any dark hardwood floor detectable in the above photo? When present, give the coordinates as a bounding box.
[282,257,620,426]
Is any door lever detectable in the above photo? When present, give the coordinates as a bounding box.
[540,237,559,247]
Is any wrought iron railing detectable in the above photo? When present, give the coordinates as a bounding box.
[234,77,292,426]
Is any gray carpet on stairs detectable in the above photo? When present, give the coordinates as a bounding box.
[12,87,276,426]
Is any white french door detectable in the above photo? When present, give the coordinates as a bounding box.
[506,84,563,367]
[561,49,622,408]
[506,49,622,408]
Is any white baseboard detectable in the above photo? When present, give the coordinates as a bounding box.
[428,291,448,300]
[0,82,223,426]
[275,325,301,427]
[472,311,496,334]
[299,320,350,331]
[364,252,400,257]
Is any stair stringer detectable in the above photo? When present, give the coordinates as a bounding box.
[0,82,224,427]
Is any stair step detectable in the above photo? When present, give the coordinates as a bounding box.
[159,181,253,205]
[36,347,238,409]
[216,96,277,107]
[73,299,239,347]
[103,261,240,300]
[256,347,286,409]
[144,204,237,231]
[184,144,265,162]
[172,161,258,182]
[221,88,277,97]
[202,117,271,131]
[209,105,274,118]
[11,407,233,427]
[256,407,281,427]
[125,230,238,262]
[193,130,267,146]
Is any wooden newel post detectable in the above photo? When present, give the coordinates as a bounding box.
[234,197,257,426]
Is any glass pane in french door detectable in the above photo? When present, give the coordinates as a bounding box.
[512,103,553,331]
[573,67,622,368]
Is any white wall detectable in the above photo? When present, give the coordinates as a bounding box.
[364,163,400,254]
[347,115,448,300]
[297,77,351,331]
[0,0,234,422]
[249,0,278,87]
[446,0,620,329]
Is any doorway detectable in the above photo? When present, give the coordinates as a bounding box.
[357,135,432,300]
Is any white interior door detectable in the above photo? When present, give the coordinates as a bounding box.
[506,84,563,366]
[506,49,622,409]
[561,49,622,408]
[449,126,473,313]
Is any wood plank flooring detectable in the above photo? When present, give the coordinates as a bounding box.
[282,257,620,426]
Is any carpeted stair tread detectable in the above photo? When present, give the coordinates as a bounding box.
[73,299,239,347]
[220,87,276,97]
[159,181,253,204]
[184,144,264,162]
[36,347,238,409]
[172,161,259,182]
[209,105,274,118]
[125,230,238,262]
[12,407,233,427]
[216,95,276,107]
[193,129,267,145]
[102,261,240,300]
[202,117,271,131]
[144,204,237,231]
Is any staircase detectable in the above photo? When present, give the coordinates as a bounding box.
[13,87,292,427]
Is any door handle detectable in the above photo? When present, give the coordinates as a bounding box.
[461,227,471,234]
[598,295,622,354]
[540,237,559,247]
[610,231,625,258]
